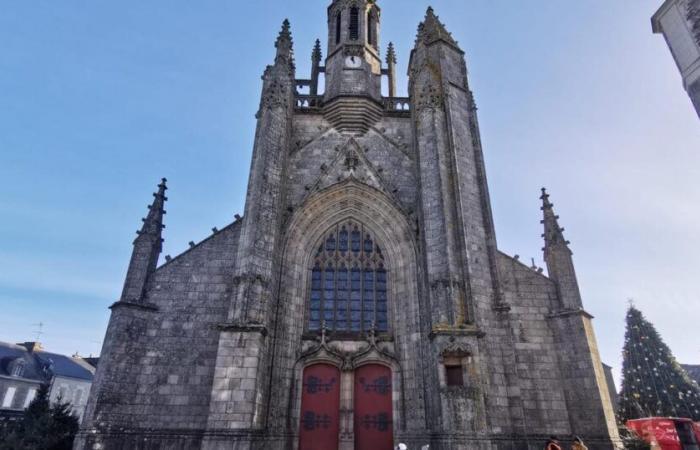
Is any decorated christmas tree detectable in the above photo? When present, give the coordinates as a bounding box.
[618,306,700,421]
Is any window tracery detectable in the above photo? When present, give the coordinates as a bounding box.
[309,220,388,334]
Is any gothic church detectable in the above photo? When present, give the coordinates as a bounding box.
[77,2,620,449]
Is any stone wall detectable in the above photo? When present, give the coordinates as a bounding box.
[76,222,242,448]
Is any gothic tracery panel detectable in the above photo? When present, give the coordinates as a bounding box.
[309,220,388,334]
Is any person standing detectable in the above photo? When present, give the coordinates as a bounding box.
[546,436,563,450]
[571,436,588,450]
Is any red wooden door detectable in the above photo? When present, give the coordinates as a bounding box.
[299,364,341,450]
[354,364,393,450]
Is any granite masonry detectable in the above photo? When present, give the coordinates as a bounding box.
[76,2,621,449]
[652,0,700,119]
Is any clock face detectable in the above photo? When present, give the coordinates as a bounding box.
[344,55,362,69]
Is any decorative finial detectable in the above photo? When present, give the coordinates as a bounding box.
[275,19,295,70]
[319,321,330,346]
[367,323,378,347]
[540,187,553,210]
[540,188,572,254]
[386,42,397,65]
[312,38,322,62]
[138,178,168,237]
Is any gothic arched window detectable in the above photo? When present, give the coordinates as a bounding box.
[335,12,342,45]
[308,220,388,334]
[349,7,360,41]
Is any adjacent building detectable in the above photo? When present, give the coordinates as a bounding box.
[77,2,620,449]
[652,0,700,118]
[0,341,95,422]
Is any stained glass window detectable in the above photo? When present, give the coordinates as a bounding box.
[308,220,388,334]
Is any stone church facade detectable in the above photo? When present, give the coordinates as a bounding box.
[76,2,620,449]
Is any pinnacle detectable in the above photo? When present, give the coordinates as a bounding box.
[276,19,293,46]
[540,187,570,251]
[386,42,397,64]
[312,39,322,61]
[139,178,168,237]
[274,18,295,70]
[416,6,459,48]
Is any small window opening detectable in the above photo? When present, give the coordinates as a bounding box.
[367,12,376,47]
[445,365,464,387]
[349,7,359,41]
[11,362,24,377]
[335,12,342,45]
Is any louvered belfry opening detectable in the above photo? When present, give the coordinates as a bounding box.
[349,7,360,40]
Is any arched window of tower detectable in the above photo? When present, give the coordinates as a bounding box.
[335,12,341,45]
[367,11,375,48]
[349,7,360,41]
[308,220,388,334]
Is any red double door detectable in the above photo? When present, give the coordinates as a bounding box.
[298,363,393,450]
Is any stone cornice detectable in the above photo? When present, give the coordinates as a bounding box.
[547,308,594,320]
[428,325,485,339]
[216,323,268,336]
[109,301,158,312]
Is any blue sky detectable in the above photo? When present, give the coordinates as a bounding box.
[1,1,698,383]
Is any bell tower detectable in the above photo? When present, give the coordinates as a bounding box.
[324,0,382,101]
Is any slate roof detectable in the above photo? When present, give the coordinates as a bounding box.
[0,341,94,382]
[682,364,700,385]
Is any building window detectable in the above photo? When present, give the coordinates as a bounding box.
[24,389,36,408]
[445,365,464,387]
[2,387,16,408]
[349,7,359,41]
[11,362,24,377]
[335,12,342,44]
[74,389,83,405]
[367,12,376,48]
[308,220,388,334]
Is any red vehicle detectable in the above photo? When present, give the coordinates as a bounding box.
[627,418,700,450]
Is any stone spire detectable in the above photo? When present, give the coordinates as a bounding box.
[310,38,323,96]
[416,6,460,48]
[386,42,397,97]
[540,187,570,254]
[312,38,322,63]
[540,188,582,310]
[386,42,397,65]
[274,19,295,71]
[120,178,167,304]
[139,178,168,239]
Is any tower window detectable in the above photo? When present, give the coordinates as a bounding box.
[445,365,464,387]
[335,12,341,45]
[367,12,376,48]
[308,220,388,334]
[349,7,359,41]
